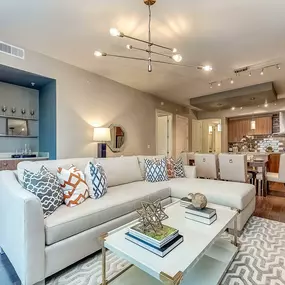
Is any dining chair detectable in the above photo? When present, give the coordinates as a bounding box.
[266,153,285,186]
[219,153,252,183]
[180,152,195,165]
[194,153,218,179]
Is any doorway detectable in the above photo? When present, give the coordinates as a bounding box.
[156,110,173,157]
[176,115,189,158]
[192,119,222,153]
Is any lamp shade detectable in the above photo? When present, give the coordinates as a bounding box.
[93,127,111,142]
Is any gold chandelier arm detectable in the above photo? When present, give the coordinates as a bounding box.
[104,53,201,69]
[123,34,175,53]
[128,46,172,60]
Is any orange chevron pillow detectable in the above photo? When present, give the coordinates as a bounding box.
[57,165,89,207]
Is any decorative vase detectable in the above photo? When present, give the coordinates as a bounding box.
[188,193,207,209]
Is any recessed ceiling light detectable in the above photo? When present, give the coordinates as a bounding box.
[231,107,235,111]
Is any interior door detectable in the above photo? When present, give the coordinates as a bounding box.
[157,116,168,156]
[192,119,202,152]
[176,115,189,158]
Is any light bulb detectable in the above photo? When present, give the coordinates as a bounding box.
[172,48,177,53]
[109,28,122,37]
[231,107,235,111]
[94,51,103,57]
[264,102,268,107]
[260,69,264,75]
[172,54,182,62]
[277,64,281,70]
[202,65,213,72]
[126,44,132,50]
[249,72,252,77]
[230,79,234,84]
[217,82,221,87]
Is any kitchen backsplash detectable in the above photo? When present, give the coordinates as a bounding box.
[257,138,284,152]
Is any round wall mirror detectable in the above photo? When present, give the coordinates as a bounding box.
[107,124,126,152]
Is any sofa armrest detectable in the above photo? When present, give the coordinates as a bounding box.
[184,166,197,178]
[0,171,45,285]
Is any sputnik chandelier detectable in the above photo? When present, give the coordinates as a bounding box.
[94,0,213,73]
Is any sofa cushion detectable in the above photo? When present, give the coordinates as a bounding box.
[137,155,166,179]
[85,162,108,199]
[23,166,63,218]
[44,181,171,245]
[168,178,255,210]
[95,156,143,187]
[57,166,89,207]
[17,157,94,185]
[145,157,169,183]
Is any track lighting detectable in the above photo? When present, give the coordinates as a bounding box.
[249,72,252,77]
[217,82,221,87]
[231,107,235,111]
[264,102,268,107]
[277,64,281,70]
[260,69,264,76]
[172,48,177,53]
[209,83,213,89]
[126,45,133,50]
[230,78,234,84]
[202,65,213,72]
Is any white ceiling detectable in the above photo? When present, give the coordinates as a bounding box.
[1,0,285,106]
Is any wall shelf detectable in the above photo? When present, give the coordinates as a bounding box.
[0,114,38,121]
[0,134,38,138]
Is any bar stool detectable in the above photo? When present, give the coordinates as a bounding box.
[195,153,218,179]
[219,153,252,183]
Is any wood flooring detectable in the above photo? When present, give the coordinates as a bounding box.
[254,195,285,222]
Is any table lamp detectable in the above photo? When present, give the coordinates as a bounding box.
[93,127,111,158]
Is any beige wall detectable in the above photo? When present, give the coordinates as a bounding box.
[0,50,196,158]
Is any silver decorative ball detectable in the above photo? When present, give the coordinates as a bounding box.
[188,193,207,209]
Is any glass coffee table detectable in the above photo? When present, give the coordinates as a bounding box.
[99,200,239,285]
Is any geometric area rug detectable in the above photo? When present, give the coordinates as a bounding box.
[47,216,285,285]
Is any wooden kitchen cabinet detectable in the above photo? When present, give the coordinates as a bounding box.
[228,116,272,142]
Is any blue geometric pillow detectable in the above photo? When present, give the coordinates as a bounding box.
[145,157,169,183]
[85,162,107,199]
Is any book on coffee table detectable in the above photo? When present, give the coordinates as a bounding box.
[180,197,192,207]
[129,224,178,248]
[185,213,217,225]
[185,204,216,219]
[125,232,183,257]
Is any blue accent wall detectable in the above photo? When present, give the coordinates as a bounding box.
[39,81,57,159]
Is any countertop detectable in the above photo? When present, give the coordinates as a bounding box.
[0,152,49,161]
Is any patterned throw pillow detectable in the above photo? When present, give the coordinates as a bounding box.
[23,165,63,218]
[145,158,169,183]
[174,157,186,178]
[85,162,107,199]
[166,157,175,178]
[57,166,89,207]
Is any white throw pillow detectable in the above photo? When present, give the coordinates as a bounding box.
[57,165,89,207]
[85,162,107,199]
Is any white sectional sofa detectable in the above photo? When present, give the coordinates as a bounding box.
[0,156,256,285]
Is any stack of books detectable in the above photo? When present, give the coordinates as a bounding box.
[125,224,183,257]
[180,197,192,207]
[185,204,217,225]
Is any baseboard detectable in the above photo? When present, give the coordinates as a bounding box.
[268,190,285,197]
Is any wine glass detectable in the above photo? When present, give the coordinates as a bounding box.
[11,107,16,116]
[30,109,35,119]
[21,108,26,118]
[1,105,7,116]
